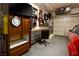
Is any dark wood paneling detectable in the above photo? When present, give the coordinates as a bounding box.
[8,15,21,42]
[22,18,30,36]
[8,15,31,56]
[10,42,30,56]
[8,19,31,55]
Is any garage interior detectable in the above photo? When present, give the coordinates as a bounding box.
[0,3,79,56]
[23,3,79,56]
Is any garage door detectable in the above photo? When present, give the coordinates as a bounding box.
[65,16,79,36]
[53,15,79,36]
[53,15,65,36]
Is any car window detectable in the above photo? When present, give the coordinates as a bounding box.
[72,24,79,35]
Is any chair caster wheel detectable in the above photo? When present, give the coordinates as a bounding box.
[48,42,50,44]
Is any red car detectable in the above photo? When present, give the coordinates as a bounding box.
[68,24,79,56]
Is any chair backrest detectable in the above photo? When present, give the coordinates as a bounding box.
[41,30,49,39]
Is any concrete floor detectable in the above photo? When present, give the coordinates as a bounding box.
[23,35,69,56]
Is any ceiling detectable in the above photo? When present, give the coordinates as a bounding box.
[33,3,79,12]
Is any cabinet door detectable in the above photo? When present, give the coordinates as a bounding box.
[8,15,21,42]
[22,18,30,36]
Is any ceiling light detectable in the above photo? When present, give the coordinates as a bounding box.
[66,7,70,11]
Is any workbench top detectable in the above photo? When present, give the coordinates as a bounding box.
[31,26,49,32]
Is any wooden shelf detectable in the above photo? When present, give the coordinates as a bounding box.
[10,39,28,49]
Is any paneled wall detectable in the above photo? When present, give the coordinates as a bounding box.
[8,15,22,42]
[8,15,31,42]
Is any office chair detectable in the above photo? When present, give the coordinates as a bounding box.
[38,30,50,46]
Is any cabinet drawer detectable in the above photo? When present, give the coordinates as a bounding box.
[10,42,30,56]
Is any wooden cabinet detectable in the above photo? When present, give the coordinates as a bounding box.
[8,15,22,42]
[10,42,30,56]
[0,3,32,56]
[8,15,31,56]
[22,18,30,36]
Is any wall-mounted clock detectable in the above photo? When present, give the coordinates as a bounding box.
[11,16,21,27]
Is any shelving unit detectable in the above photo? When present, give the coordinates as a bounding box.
[8,14,31,55]
[0,3,32,56]
[10,34,29,49]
